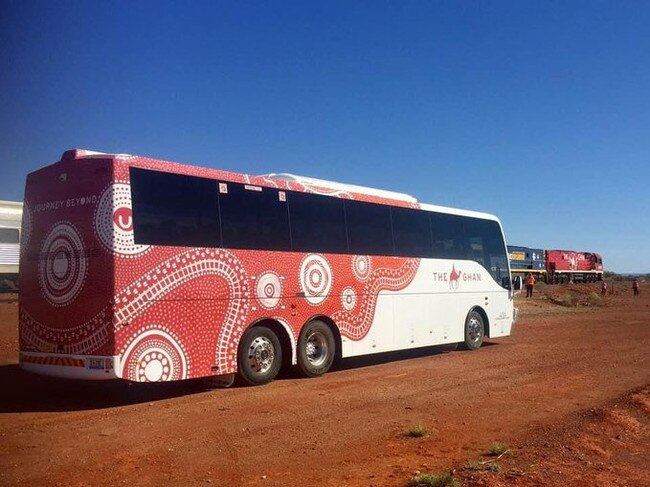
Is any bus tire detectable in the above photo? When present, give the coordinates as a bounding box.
[461,310,485,351]
[237,325,282,386]
[297,320,336,378]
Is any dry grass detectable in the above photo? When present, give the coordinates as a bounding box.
[406,424,428,438]
[409,472,459,487]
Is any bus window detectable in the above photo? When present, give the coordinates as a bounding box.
[219,182,291,251]
[464,218,509,288]
[466,236,485,266]
[131,168,220,247]
[288,191,348,254]
[345,200,393,255]
[430,213,465,259]
[391,206,432,258]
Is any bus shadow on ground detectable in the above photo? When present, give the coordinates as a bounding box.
[332,342,496,372]
[0,342,498,413]
[0,364,211,414]
[277,341,498,379]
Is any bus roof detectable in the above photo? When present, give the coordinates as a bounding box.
[56,149,501,222]
[263,173,418,203]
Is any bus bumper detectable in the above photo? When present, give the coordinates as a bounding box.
[19,352,120,380]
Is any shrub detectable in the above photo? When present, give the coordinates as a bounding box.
[548,293,578,307]
[588,292,602,306]
[409,473,459,487]
[407,424,428,438]
[487,442,509,456]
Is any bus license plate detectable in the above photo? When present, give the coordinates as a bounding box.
[88,358,104,370]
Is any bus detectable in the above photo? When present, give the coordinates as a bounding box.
[19,149,516,385]
[0,200,23,292]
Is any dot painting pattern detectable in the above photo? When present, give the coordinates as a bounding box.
[341,287,357,311]
[352,255,371,281]
[38,222,88,307]
[332,257,420,341]
[19,152,423,381]
[94,183,150,257]
[19,306,112,354]
[256,272,282,309]
[299,254,333,305]
[119,326,188,382]
[20,202,32,253]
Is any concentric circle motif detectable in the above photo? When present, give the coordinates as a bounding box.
[352,255,371,281]
[95,183,150,257]
[256,272,282,309]
[299,254,332,305]
[341,287,357,311]
[38,222,88,306]
[120,327,188,382]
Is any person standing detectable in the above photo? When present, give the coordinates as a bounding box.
[526,273,536,298]
[601,281,608,295]
[632,279,640,296]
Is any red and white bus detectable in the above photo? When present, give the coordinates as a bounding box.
[19,149,516,385]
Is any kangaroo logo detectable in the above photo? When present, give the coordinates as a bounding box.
[449,264,462,290]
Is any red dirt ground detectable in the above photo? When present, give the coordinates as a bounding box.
[0,283,648,487]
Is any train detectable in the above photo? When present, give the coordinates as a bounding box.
[0,200,23,291]
[508,245,604,286]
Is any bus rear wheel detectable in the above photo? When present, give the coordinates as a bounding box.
[237,325,283,386]
[297,320,336,378]
[461,310,485,351]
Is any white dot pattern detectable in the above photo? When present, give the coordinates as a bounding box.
[94,182,150,257]
[38,222,88,307]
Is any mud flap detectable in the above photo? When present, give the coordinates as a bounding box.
[204,373,235,388]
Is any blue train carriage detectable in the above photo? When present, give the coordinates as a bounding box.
[507,245,546,289]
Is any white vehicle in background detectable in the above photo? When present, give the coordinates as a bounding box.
[0,200,23,291]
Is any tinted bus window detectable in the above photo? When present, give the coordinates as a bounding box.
[131,168,220,247]
[345,200,393,255]
[430,213,465,259]
[391,207,432,257]
[0,228,19,244]
[464,218,509,288]
[219,183,291,251]
[288,191,348,254]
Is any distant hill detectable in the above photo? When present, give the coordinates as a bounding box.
[603,271,649,281]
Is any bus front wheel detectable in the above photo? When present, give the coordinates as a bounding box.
[461,310,485,351]
[237,325,283,386]
[297,320,336,378]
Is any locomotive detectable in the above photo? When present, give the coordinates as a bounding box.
[508,245,603,285]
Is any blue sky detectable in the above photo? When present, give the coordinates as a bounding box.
[1,1,648,273]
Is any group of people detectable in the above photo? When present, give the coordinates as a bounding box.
[523,274,641,298]
[601,279,641,296]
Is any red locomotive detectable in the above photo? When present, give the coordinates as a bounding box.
[545,250,603,284]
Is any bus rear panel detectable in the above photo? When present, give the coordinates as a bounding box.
[19,150,117,378]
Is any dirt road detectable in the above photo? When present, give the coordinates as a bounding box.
[1,285,648,486]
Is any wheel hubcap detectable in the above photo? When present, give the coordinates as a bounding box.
[248,337,275,373]
[305,331,329,367]
[468,317,483,342]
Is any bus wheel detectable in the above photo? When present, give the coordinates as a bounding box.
[237,325,282,386]
[297,320,335,378]
[461,310,485,351]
